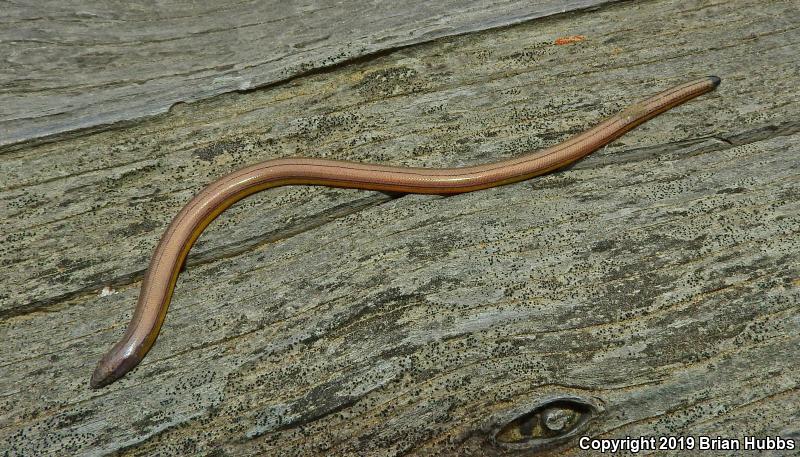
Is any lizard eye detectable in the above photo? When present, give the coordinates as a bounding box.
[493,397,598,450]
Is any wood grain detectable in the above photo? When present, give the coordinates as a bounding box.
[0,0,611,148]
[1,0,798,455]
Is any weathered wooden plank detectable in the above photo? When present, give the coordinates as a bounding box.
[0,0,612,148]
[1,0,798,455]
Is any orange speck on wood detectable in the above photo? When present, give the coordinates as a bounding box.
[554,35,586,45]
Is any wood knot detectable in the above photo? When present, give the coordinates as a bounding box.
[493,396,601,451]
